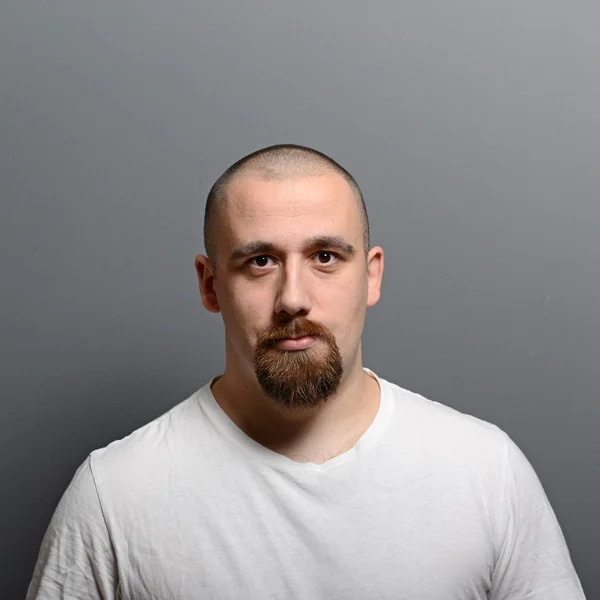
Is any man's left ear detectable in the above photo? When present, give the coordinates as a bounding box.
[366,246,384,307]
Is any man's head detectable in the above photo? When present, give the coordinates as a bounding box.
[203,144,370,270]
[195,144,384,410]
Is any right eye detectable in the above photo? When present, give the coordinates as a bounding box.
[248,255,274,268]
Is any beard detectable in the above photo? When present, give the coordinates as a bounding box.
[253,317,343,411]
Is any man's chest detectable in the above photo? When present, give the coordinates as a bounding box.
[112,469,496,599]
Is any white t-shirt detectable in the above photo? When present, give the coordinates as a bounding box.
[27,369,586,599]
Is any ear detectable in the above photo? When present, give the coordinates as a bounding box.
[366,246,384,308]
[195,255,221,313]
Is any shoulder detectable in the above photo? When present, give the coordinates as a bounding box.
[26,455,119,599]
[88,386,208,492]
[378,373,512,466]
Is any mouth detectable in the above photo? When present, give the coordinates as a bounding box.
[273,335,317,351]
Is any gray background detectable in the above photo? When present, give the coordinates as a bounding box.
[1,1,597,597]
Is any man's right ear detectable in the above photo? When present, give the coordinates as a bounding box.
[195,255,221,313]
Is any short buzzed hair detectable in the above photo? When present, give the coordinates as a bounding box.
[203,144,370,268]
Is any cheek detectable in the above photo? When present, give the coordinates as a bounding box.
[230,280,265,314]
[328,275,368,310]
[221,281,269,337]
[325,278,368,337]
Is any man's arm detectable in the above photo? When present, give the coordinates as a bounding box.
[26,456,119,600]
[490,434,586,599]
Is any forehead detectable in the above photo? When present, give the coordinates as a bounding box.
[220,172,362,246]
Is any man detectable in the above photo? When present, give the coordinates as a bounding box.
[28,144,585,599]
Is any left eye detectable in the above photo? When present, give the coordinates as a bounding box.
[316,252,337,264]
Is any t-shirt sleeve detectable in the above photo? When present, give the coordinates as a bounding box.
[489,433,586,599]
[26,455,119,600]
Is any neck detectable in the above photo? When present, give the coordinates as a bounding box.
[211,356,381,464]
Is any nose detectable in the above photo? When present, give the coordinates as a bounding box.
[273,259,312,318]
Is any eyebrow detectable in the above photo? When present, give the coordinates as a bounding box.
[229,235,356,261]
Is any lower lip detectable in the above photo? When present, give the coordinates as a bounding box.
[274,336,317,351]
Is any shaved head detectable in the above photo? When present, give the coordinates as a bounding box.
[203,144,369,268]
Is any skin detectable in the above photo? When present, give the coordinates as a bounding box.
[195,170,384,464]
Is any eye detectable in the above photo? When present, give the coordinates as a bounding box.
[315,251,339,265]
[249,255,274,268]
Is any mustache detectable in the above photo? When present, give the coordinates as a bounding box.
[257,318,334,347]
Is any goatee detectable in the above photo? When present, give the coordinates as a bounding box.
[253,317,343,410]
